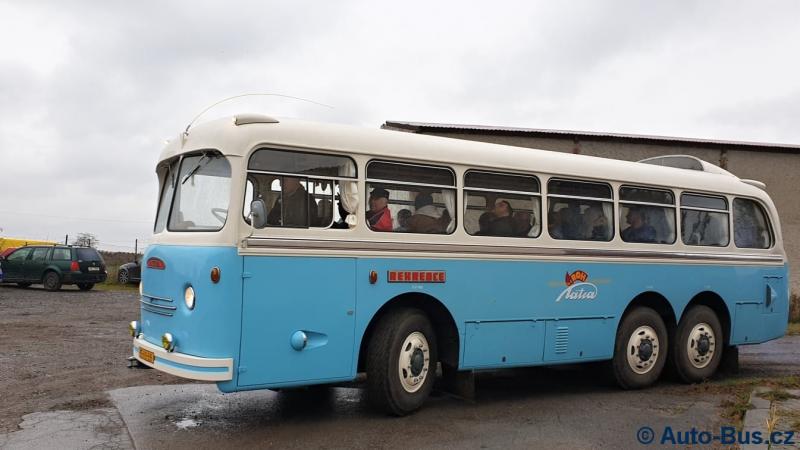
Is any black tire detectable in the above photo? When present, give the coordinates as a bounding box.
[77,283,95,291]
[43,271,62,292]
[612,307,668,389]
[366,309,438,416]
[671,305,723,383]
[17,282,32,288]
[118,269,129,284]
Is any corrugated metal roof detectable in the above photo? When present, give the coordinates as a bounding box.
[382,121,800,153]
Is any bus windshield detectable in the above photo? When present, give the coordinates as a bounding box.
[167,153,232,231]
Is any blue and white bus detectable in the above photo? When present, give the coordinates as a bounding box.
[131,114,789,415]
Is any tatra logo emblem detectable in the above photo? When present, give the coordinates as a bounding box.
[556,270,598,302]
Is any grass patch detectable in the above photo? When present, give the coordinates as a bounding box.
[93,282,138,292]
[758,389,800,402]
[791,293,800,323]
[789,322,800,336]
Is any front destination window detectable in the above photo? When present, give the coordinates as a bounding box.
[167,153,232,231]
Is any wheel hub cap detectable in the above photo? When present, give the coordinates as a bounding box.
[398,332,430,393]
[626,325,660,375]
[687,323,716,369]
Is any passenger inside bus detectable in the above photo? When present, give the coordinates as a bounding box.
[513,211,534,236]
[408,192,451,233]
[266,177,318,227]
[584,205,610,240]
[621,207,656,243]
[396,209,412,232]
[366,187,393,232]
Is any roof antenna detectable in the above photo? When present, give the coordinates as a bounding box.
[183,93,334,137]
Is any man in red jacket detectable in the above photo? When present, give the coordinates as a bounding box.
[367,187,393,232]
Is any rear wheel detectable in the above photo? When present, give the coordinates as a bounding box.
[17,282,32,288]
[366,309,438,415]
[612,307,668,389]
[118,269,129,284]
[671,305,723,383]
[43,272,62,291]
[77,283,95,291]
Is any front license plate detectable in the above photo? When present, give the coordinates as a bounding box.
[139,347,155,364]
[88,267,100,272]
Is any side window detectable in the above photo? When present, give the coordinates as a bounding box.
[366,161,456,234]
[464,171,541,238]
[7,248,32,261]
[52,248,72,260]
[547,179,613,241]
[680,193,729,246]
[30,248,50,261]
[619,187,676,244]
[733,198,772,249]
[245,148,357,229]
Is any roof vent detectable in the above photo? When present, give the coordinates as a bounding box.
[234,114,280,126]
[741,179,767,190]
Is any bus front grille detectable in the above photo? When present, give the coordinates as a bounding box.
[140,294,176,317]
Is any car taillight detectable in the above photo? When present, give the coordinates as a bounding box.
[147,257,165,270]
[70,261,80,271]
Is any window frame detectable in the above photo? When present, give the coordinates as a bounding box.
[365,159,457,235]
[679,192,730,247]
[463,169,542,238]
[546,178,615,242]
[244,147,358,230]
[732,197,775,250]
[618,185,677,245]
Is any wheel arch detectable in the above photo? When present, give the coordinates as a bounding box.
[621,291,678,335]
[682,291,731,345]
[41,266,63,281]
[357,292,460,372]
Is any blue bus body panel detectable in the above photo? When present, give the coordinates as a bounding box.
[140,245,243,392]
[139,244,789,391]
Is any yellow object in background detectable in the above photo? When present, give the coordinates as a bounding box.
[0,237,58,252]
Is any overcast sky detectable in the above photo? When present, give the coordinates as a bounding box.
[1,1,799,252]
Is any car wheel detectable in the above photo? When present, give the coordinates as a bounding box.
[17,282,32,288]
[671,305,723,383]
[77,283,95,291]
[611,307,668,389]
[366,308,438,416]
[43,271,62,292]
[118,269,129,284]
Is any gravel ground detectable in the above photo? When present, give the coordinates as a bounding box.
[0,284,187,434]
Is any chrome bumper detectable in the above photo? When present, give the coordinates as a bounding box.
[132,336,233,382]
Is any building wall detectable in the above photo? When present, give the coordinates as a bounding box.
[418,130,799,294]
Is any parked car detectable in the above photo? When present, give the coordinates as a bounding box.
[0,245,107,291]
[117,259,141,284]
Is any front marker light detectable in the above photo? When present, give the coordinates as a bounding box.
[162,333,175,352]
[139,282,143,296]
[184,286,195,310]
[128,320,140,337]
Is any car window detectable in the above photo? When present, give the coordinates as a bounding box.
[7,248,32,261]
[76,248,102,261]
[30,248,50,261]
[52,248,72,260]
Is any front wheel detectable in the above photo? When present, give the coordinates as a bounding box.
[118,269,129,284]
[366,309,438,415]
[671,305,723,383]
[612,307,668,389]
[77,283,95,291]
[43,272,62,291]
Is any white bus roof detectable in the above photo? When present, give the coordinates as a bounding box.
[159,115,769,199]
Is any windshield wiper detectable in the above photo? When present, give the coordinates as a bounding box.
[181,154,210,185]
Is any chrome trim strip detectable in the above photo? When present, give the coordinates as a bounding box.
[141,305,174,317]
[140,299,177,311]
[142,292,173,302]
[244,237,785,264]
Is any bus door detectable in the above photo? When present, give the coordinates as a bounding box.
[238,256,357,387]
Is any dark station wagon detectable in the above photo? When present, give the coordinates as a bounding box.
[0,245,107,291]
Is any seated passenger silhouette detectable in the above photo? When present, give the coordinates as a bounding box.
[621,207,656,243]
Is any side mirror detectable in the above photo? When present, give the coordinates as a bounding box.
[250,199,268,229]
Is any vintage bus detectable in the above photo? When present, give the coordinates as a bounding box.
[130,114,789,415]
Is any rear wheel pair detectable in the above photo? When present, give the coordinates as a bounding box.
[612,305,723,389]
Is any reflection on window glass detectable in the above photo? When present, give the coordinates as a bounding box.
[154,159,178,233]
[168,154,232,231]
[620,187,674,205]
[681,210,729,246]
[681,194,727,210]
[52,248,71,260]
[733,198,771,249]
[367,161,455,186]
[248,148,356,178]
[620,205,676,244]
[366,183,455,234]
[548,180,611,199]
[30,248,49,261]
[7,248,31,261]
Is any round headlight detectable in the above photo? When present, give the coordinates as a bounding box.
[162,333,175,352]
[128,320,139,337]
[184,286,195,310]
